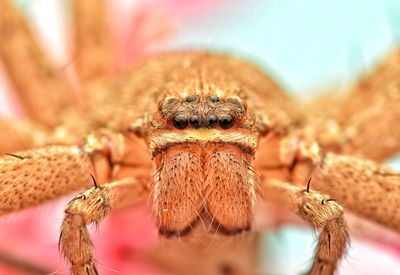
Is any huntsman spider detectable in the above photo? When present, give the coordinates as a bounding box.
[0,1,399,275]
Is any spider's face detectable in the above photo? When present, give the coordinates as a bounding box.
[149,92,259,237]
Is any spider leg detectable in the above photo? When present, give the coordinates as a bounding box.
[0,0,75,127]
[0,145,94,215]
[310,152,400,232]
[72,0,113,84]
[0,113,101,157]
[256,135,400,248]
[274,135,400,231]
[0,130,151,216]
[59,177,147,275]
[260,178,349,275]
[306,48,400,161]
[339,48,400,161]
[0,117,48,154]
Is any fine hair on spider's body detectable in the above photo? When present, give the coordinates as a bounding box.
[0,1,400,275]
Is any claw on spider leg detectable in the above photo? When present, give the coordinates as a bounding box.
[260,179,349,275]
[306,177,312,193]
[4,153,25,160]
[90,173,98,188]
[59,177,148,274]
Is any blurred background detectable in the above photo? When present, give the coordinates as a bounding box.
[0,0,400,274]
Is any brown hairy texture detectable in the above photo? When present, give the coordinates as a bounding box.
[152,142,256,236]
[313,152,400,231]
[204,143,255,234]
[0,146,93,215]
[0,0,74,127]
[299,192,348,275]
[88,52,297,133]
[260,179,348,275]
[60,178,147,275]
[153,144,204,236]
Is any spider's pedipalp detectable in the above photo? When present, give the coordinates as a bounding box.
[0,0,75,127]
[260,178,349,275]
[60,177,147,275]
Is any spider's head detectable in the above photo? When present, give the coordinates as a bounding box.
[149,93,259,237]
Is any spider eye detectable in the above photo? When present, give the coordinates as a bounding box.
[189,115,201,128]
[186,95,198,102]
[208,95,220,103]
[173,114,188,129]
[219,114,234,129]
[207,115,218,127]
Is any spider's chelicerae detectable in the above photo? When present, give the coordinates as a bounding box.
[0,1,400,274]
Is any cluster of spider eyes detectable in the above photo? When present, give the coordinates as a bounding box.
[172,95,234,130]
[172,113,233,130]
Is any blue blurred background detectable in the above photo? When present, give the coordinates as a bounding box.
[169,0,400,95]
